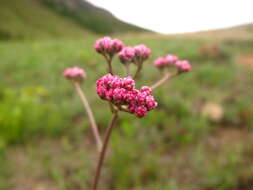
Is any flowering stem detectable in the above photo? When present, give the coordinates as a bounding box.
[92,112,118,190]
[125,64,130,76]
[103,54,113,74]
[108,102,116,113]
[151,72,177,90]
[74,82,102,151]
[133,63,143,79]
[118,105,131,113]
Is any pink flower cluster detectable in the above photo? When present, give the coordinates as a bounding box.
[153,54,178,68]
[175,60,192,72]
[63,66,86,82]
[133,45,151,64]
[96,74,157,118]
[94,37,124,57]
[118,45,151,64]
[154,54,191,72]
[118,46,135,64]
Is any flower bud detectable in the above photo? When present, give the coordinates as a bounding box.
[153,57,168,68]
[133,44,151,64]
[118,46,135,64]
[94,37,124,57]
[63,67,86,82]
[134,105,148,118]
[175,60,192,73]
[166,54,178,65]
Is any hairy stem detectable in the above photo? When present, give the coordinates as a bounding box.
[92,112,118,190]
[74,82,102,151]
[151,72,177,90]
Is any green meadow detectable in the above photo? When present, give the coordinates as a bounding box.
[0,35,253,189]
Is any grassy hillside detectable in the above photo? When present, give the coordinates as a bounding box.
[42,0,149,34]
[0,0,148,40]
[0,0,95,40]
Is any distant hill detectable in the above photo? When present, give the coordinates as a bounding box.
[0,0,148,40]
[42,0,148,34]
[174,23,253,40]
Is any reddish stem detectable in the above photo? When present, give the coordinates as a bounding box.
[92,112,118,190]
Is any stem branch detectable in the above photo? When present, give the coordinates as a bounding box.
[92,112,118,190]
[125,64,130,76]
[103,54,113,74]
[133,63,143,79]
[151,72,177,90]
[74,82,102,151]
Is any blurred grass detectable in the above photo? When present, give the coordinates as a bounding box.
[0,35,253,189]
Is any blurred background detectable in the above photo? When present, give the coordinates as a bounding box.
[0,0,253,189]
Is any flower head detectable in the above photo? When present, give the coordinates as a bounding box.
[63,67,86,82]
[175,60,192,72]
[153,57,168,68]
[96,74,157,118]
[166,54,178,65]
[94,37,124,57]
[140,86,152,95]
[153,54,178,68]
[133,45,151,64]
[118,46,135,64]
[134,105,147,118]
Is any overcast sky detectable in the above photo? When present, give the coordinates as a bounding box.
[87,0,253,34]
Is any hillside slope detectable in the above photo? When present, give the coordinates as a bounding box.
[42,0,148,34]
[0,0,94,40]
[0,0,148,40]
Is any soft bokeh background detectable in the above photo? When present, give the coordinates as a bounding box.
[0,0,253,189]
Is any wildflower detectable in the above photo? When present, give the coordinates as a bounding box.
[133,44,151,64]
[118,46,136,64]
[140,86,152,95]
[153,57,168,68]
[63,67,86,82]
[134,105,147,118]
[153,54,178,68]
[175,60,192,72]
[94,37,124,57]
[166,54,178,65]
[96,74,157,118]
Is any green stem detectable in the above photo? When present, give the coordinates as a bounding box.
[133,63,143,79]
[74,82,102,151]
[103,54,113,74]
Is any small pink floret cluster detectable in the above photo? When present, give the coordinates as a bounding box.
[94,37,124,57]
[96,74,157,118]
[153,54,178,67]
[154,54,191,72]
[133,45,151,63]
[118,45,151,64]
[118,46,135,64]
[63,66,86,81]
[175,60,192,72]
